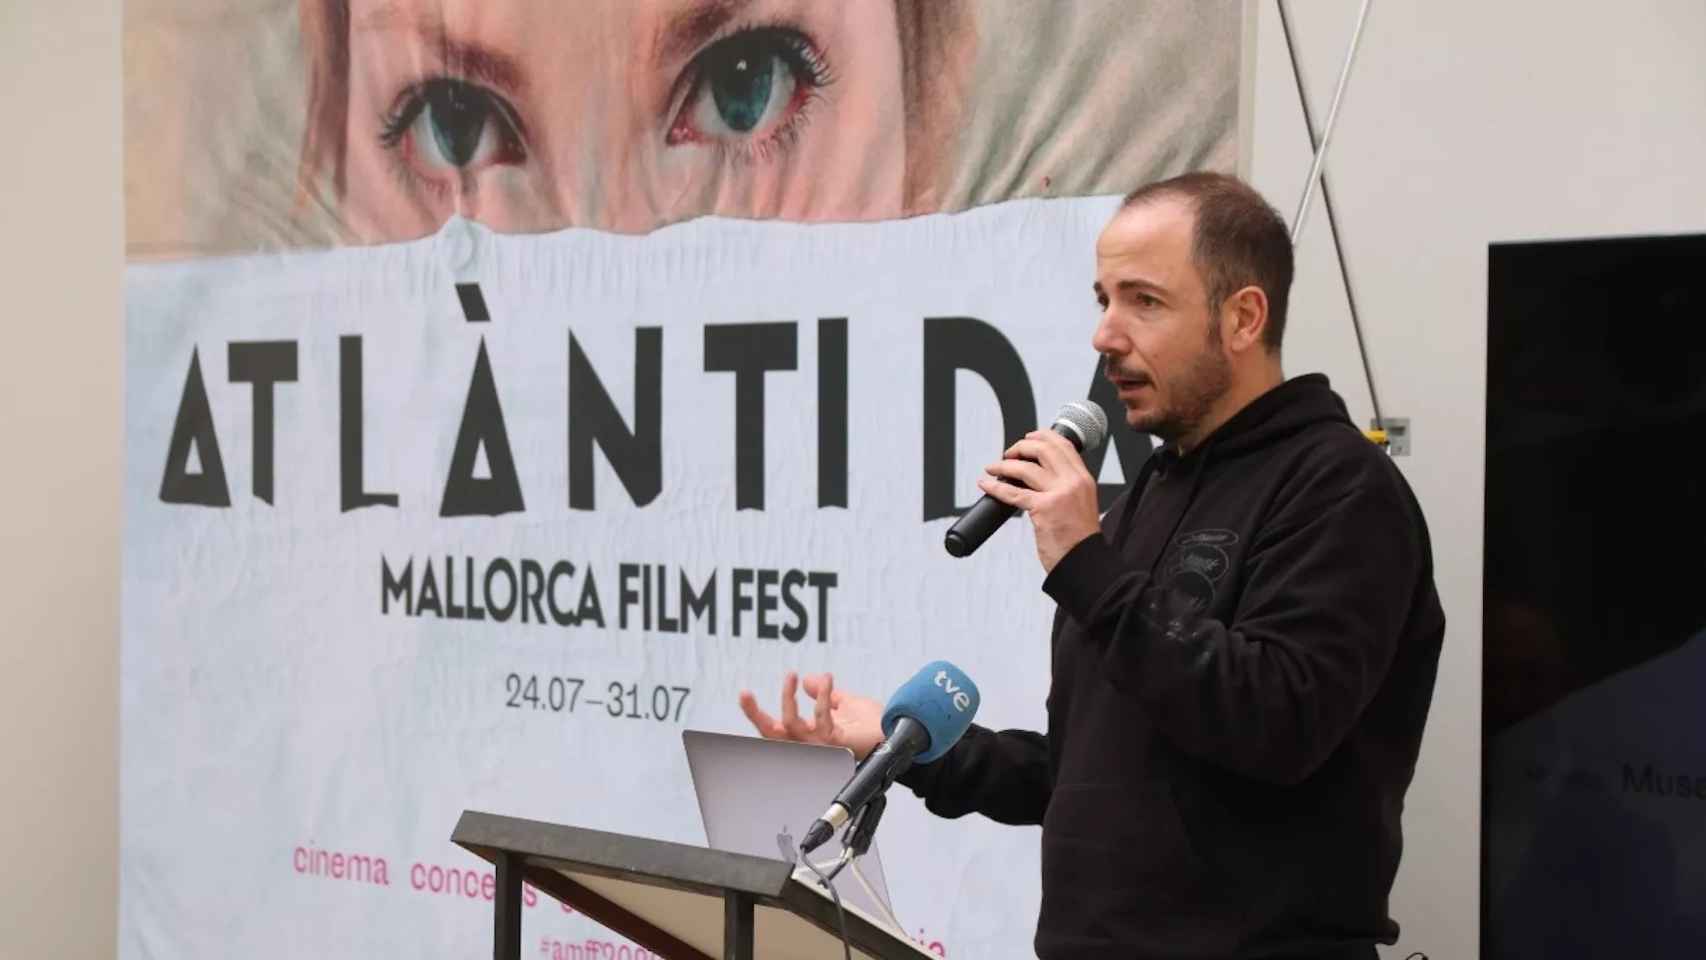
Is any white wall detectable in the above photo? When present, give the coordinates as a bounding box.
[0,2,122,959]
[1248,2,1706,957]
[3,1,1704,957]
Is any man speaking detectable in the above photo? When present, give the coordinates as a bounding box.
[740,172,1445,959]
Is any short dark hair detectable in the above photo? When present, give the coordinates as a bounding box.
[1121,172,1294,351]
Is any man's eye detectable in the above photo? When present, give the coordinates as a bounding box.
[380,78,527,173]
[668,27,833,152]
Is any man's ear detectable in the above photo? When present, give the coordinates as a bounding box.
[1223,285,1269,353]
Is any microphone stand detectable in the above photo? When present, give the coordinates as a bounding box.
[813,793,907,938]
[821,793,887,882]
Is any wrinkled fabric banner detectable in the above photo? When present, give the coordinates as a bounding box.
[122,2,1245,955]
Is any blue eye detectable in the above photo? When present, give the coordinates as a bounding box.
[668,26,834,155]
[380,78,526,172]
[705,33,778,133]
[420,82,488,165]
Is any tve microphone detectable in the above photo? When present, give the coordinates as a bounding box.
[799,661,981,853]
[943,400,1110,557]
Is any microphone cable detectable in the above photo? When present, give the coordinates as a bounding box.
[799,790,893,960]
[801,846,853,960]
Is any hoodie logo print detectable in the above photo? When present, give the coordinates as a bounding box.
[1177,529,1239,550]
[1160,529,1240,618]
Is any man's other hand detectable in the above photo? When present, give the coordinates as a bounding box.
[739,672,884,761]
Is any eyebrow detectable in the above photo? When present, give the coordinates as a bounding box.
[1093,279,1171,299]
[652,0,757,66]
[354,3,527,93]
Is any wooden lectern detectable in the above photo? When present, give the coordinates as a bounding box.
[452,810,937,960]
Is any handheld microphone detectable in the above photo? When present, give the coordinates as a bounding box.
[944,400,1110,557]
[799,661,981,853]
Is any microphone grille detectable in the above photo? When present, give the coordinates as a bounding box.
[1054,400,1109,451]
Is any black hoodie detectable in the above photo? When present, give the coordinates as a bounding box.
[899,374,1445,959]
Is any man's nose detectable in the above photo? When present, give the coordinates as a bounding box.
[1091,311,1125,355]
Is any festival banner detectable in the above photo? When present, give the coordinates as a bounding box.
[122,2,1247,955]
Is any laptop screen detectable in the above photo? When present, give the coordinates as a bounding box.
[682,729,899,924]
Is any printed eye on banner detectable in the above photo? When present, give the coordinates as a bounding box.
[156,290,1156,518]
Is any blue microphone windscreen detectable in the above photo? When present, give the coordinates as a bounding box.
[880,660,981,764]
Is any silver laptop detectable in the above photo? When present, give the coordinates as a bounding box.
[682,729,899,923]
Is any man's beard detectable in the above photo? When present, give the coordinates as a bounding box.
[1130,328,1232,444]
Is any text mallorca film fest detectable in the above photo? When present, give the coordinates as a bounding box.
[121,1,1246,955]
